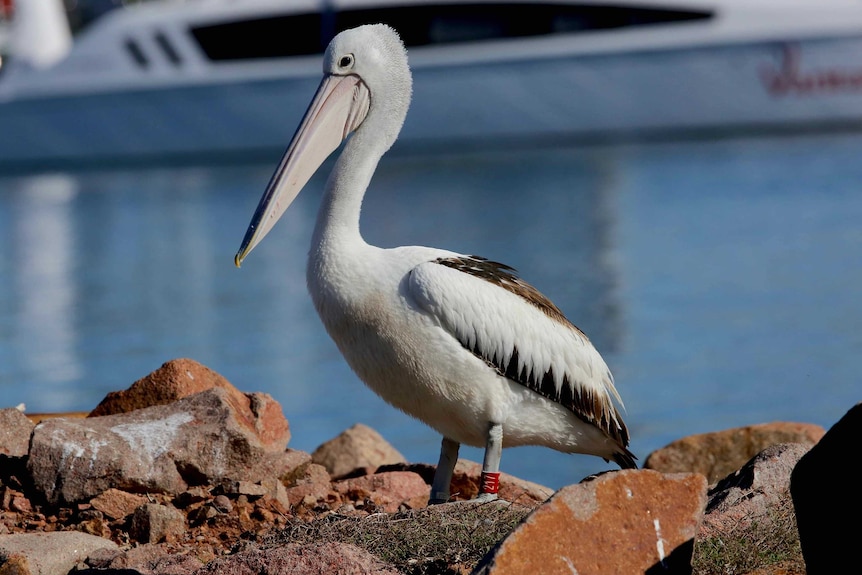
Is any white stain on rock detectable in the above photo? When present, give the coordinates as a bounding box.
[111,412,194,463]
[653,518,666,566]
[48,427,108,491]
[560,556,579,574]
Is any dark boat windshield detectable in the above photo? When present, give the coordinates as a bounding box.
[190,2,713,61]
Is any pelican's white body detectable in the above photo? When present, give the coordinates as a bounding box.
[309,242,618,455]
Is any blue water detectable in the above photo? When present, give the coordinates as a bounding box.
[1,133,860,490]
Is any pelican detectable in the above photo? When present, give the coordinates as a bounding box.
[235,24,636,503]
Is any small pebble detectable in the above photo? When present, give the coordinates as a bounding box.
[212,495,233,513]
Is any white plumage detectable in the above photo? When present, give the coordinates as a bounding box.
[235,24,635,503]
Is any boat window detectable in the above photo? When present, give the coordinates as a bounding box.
[125,38,149,68]
[338,3,713,46]
[190,3,712,61]
[191,13,323,61]
[154,31,183,66]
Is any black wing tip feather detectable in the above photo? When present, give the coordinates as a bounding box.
[613,449,639,470]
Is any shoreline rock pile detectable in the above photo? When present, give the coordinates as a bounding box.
[0,358,856,574]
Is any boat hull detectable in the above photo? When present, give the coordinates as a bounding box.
[3,36,862,168]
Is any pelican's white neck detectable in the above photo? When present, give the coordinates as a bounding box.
[310,128,385,260]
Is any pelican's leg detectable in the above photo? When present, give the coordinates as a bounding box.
[476,422,503,502]
[429,437,460,504]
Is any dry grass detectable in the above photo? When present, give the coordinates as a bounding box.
[264,500,532,574]
[691,501,806,575]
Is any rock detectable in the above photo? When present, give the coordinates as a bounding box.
[644,422,825,484]
[475,469,707,575]
[791,402,862,575]
[0,532,118,575]
[449,460,554,506]
[9,493,33,513]
[0,409,34,458]
[259,477,290,510]
[312,424,405,479]
[85,543,203,575]
[22,413,89,425]
[129,503,186,544]
[28,388,290,505]
[333,471,430,512]
[89,358,239,417]
[173,486,211,509]
[277,449,314,482]
[699,443,810,539]
[283,463,333,508]
[230,481,268,498]
[375,460,553,506]
[195,542,400,575]
[212,495,233,513]
[92,359,291,451]
[89,489,150,521]
[0,553,30,575]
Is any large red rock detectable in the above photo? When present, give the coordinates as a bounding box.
[475,469,707,575]
[28,388,291,505]
[90,358,237,415]
[645,422,824,484]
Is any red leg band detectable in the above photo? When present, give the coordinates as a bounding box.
[480,471,501,495]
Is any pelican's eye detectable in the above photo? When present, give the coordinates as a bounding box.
[339,54,355,69]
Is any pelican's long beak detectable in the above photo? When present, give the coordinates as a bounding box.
[234,74,370,267]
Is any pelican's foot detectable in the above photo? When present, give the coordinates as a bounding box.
[429,495,506,507]
[474,492,499,503]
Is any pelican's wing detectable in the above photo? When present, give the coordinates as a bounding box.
[407,255,630,449]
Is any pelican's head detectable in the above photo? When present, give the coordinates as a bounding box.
[234,24,412,267]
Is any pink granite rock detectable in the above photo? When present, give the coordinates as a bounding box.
[699,443,810,539]
[311,423,405,479]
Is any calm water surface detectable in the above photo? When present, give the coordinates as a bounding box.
[1,133,860,490]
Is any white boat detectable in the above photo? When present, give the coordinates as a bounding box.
[3,0,862,169]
